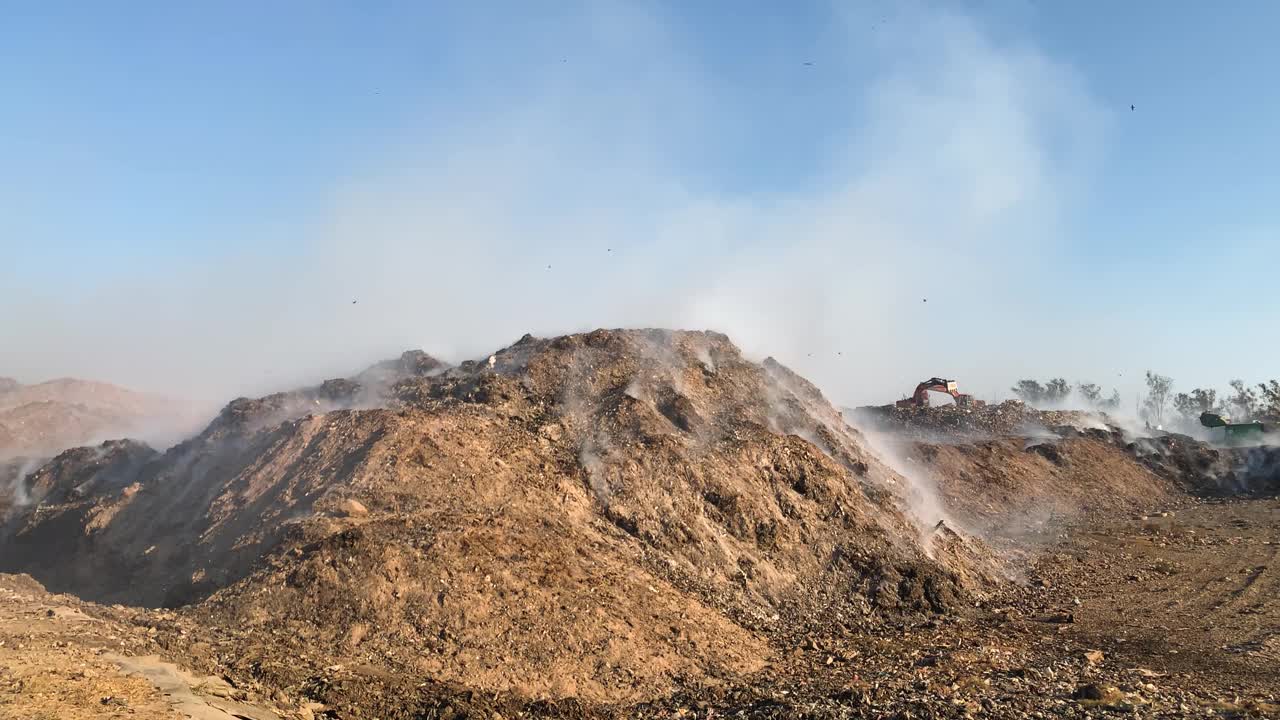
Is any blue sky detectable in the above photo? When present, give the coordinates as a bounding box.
[2,1,1278,406]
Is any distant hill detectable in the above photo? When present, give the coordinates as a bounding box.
[0,378,182,460]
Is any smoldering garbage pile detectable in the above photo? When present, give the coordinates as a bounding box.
[856,400,1100,440]
[0,329,995,707]
[906,423,1280,539]
[847,402,1280,546]
[849,399,1097,440]
[1118,430,1280,497]
[1028,424,1280,499]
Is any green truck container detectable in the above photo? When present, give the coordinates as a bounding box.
[1200,411,1267,444]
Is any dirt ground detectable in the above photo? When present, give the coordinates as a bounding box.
[0,574,279,720]
[5,496,1275,719]
[626,495,1280,719]
[1033,497,1280,710]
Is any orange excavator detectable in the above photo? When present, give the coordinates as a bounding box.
[895,377,985,408]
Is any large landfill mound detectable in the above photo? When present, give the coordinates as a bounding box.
[1,329,1279,719]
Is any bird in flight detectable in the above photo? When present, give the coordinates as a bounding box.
[1130,104,1136,111]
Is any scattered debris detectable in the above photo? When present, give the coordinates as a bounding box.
[848,399,1092,439]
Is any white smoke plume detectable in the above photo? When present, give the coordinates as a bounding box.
[5,458,41,510]
[847,422,961,537]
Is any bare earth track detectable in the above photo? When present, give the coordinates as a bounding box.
[1037,499,1280,704]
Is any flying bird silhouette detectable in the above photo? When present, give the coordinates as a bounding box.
[1131,104,1136,111]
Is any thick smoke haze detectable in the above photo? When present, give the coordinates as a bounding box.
[3,4,1109,410]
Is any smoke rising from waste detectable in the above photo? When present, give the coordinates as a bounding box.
[2,4,1105,409]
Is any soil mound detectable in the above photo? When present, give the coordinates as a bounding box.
[0,329,977,705]
[905,433,1179,541]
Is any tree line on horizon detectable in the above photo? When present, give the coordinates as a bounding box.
[1010,373,1280,427]
[1009,378,1122,411]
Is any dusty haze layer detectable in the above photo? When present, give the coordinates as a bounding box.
[1,4,1117,408]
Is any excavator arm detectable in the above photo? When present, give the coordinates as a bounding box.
[896,377,984,408]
